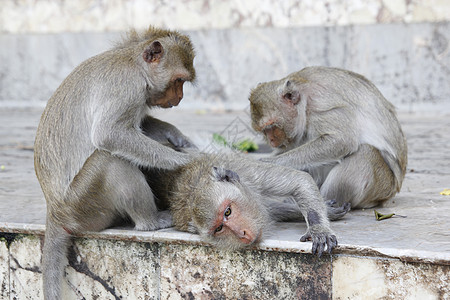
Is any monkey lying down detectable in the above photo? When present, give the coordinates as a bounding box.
[143,151,347,257]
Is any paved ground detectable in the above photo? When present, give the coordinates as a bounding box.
[1,107,449,256]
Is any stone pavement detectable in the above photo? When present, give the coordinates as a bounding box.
[0,106,449,258]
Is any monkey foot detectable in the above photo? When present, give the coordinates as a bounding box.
[326,200,351,221]
[134,211,173,231]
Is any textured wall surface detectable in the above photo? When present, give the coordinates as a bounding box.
[0,239,9,299]
[333,256,450,299]
[1,0,449,33]
[1,1,449,111]
[160,244,332,299]
[1,22,449,112]
[1,232,449,299]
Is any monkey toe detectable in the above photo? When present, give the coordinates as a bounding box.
[327,201,351,221]
[156,210,173,229]
[133,211,173,231]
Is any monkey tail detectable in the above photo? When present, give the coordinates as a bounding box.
[42,218,72,300]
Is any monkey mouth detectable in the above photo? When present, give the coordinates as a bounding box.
[266,135,286,148]
[262,124,286,148]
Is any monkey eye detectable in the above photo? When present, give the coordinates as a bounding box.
[175,78,184,83]
[224,206,232,217]
[215,224,223,233]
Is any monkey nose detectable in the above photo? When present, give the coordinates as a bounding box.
[239,230,257,244]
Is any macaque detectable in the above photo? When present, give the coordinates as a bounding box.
[249,66,408,209]
[34,27,196,300]
[144,152,338,256]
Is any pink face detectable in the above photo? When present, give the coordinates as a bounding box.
[209,199,261,245]
[154,78,185,108]
[261,123,287,148]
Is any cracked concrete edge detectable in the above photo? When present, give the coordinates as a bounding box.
[1,222,448,266]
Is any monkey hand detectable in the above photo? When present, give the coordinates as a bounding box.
[300,227,338,257]
[167,132,198,151]
[326,200,351,221]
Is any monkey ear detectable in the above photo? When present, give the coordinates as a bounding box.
[282,80,301,105]
[212,166,240,183]
[143,41,164,63]
[282,90,301,105]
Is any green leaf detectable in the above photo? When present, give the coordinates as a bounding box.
[232,139,259,152]
[374,210,395,221]
[212,133,229,147]
[212,134,259,152]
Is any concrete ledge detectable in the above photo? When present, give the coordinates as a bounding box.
[1,222,448,299]
[2,222,450,264]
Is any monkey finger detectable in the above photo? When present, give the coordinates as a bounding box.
[315,241,325,257]
[167,135,185,148]
[325,199,337,207]
[312,241,318,255]
[326,235,338,254]
[327,201,351,221]
[300,232,312,242]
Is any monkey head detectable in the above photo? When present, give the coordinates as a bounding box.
[173,165,269,250]
[249,75,309,149]
[139,28,196,108]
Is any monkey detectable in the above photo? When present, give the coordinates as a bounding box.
[249,66,408,209]
[144,151,338,256]
[34,27,196,300]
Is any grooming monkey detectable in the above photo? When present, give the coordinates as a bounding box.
[34,27,196,300]
[249,66,408,209]
[144,152,338,256]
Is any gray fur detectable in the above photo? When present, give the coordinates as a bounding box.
[34,27,196,300]
[145,152,338,256]
[249,66,408,209]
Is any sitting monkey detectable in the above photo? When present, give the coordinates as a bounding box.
[249,66,407,209]
[35,27,197,300]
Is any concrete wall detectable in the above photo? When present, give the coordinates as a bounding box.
[1,232,448,299]
[2,0,449,33]
[1,0,449,111]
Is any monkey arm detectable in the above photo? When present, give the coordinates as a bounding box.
[272,134,359,168]
[266,198,350,222]
[233,158,337,255]
[91,118,192,170]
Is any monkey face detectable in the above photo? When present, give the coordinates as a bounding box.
[191,167,268,250]
[249,80,300,148]
[142,37,196,109]
[208,198,262,246]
